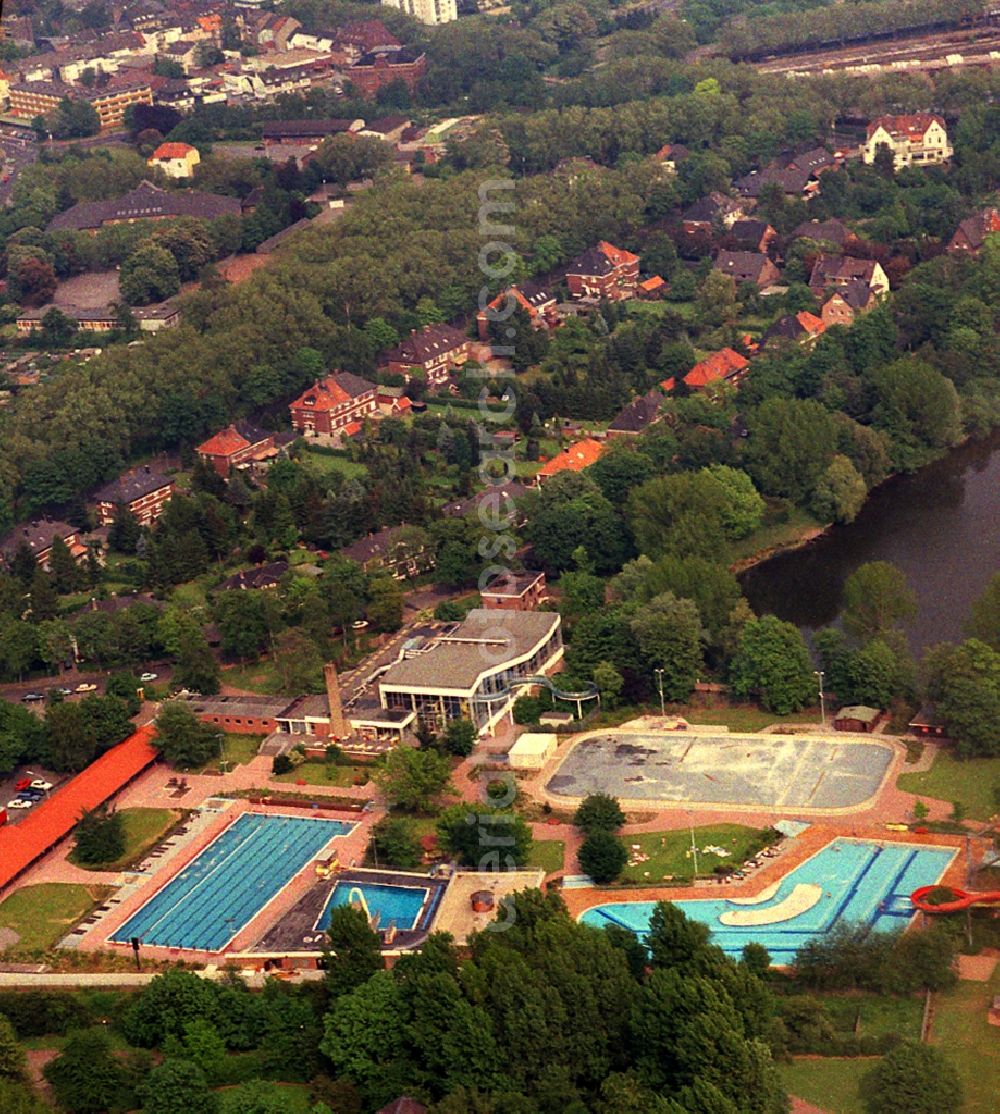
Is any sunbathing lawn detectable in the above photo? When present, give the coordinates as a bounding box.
[780,1057,868,1114]
[300,448,368,481]
[929,967,1000,1113]
[69,807,180,872]
[897,754,1000,821]
[820,993,923,1039]
[619,824,764,884]
[195,734,264,774]
[274,760,371,787]
[680,706,824,734]
[0,883,113,953]
[527,839,565,875]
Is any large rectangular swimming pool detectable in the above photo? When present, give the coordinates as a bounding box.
[580,839,955,964]
[111,813,354,951]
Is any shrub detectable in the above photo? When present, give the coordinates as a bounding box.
[272,754,293,775]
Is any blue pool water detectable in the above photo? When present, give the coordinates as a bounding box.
[580,839,955,964]
[317,882,428,932]
[112,813,354,950]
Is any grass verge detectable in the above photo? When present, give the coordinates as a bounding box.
[618,823,765,885]
[929,967,1000,1114]
[897,753,1000,821]
[527,839,564,875]
[0,883,113,953]
[273,760,370,787]
[779,1057,868,1114]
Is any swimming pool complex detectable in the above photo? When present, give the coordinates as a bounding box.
[580,839,955,963]
[111,813,354,951]
[317,881,429,933]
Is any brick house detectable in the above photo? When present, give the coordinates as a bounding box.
[809,254,889,298]
[607,388,665,439]
[565,241,639,301]
[476,283,559,341]
[947,207,1000,255]
[289,372,378,437]
[662,348,750,393]
[481,570,547,611]
[534,438,606,486]
[761,311,826,349]
[681,192,750,235]
[726,220,777,254]
[379,324,470,387]
[92,466,175,527]
[713,250,781,288]
[197,421,275,477]
[735,164,812,201]
[820,280,879,328]
[862,114,952,170]
[791,217,852,247]
[0,519,87,569]
[349,48,426,97]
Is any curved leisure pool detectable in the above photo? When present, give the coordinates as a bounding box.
[579,839,955,964]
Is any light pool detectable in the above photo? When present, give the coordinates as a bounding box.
[579,839,955,963]
[317,881,429,932]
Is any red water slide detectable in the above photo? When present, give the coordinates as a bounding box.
[910,884,1000,914]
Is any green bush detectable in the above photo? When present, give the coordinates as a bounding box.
[272,754,293,775]
[0,992,92,1037]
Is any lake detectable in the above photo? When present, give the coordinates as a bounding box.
[740,429,1000,651]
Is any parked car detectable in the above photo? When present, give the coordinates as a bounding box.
[20,692,44,702]
[54,687,72,697]
[13,778,31,791]
[17,789,42,799]
[139,672,158,683]
[6,799,32,809]
[75,683,97,692]
[30,780,53,792]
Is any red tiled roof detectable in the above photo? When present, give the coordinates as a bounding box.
[0,726,159,894]
[537,438,605,479]
[596,240,639,266]
[197,425,250,457]
[867,114,945,141]
[639,275,666,291]
[290,373,375,414]
[684,348,749,389]
[795,311,825,336]
[151,142,196,160]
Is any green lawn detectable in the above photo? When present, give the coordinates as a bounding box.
[213,1082,313,1111]
[0,883,113,953]
[300,448,368,480]
[220,658,286,696]
[619,824,764,884]
[69,807,180,872]
[780,1057,868,1114]
[527,839,564,875]
[821,993,923,1039]
[274,760,371,787]
[897,754,1000,821]
[195,734,264,774]
[680,706,824,733]
[929,968,1000,1113]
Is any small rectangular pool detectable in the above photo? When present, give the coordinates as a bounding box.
[111,813,354,951]
[317,881,429,933]
[579,839,955,964]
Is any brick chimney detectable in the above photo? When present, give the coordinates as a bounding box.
[324,662,348,741]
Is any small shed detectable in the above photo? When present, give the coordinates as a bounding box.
[539,710,574,728]
[908,704,949,739]
[508,732,557,769]
[833,705,883,733]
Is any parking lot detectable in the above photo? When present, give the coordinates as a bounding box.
[0,765,64,825]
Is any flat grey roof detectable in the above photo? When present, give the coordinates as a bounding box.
[176,694,290,718]
[380,609,559,692]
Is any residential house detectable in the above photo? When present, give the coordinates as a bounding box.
[91,466,175,527]
[0,519,87,568]
[534,438,605,486]
[761,311,825,349]
[788,147,837,177]
[791,217,852,247]
[735,164,813,201]
[159,40,200,73]
[727,219,777,254]
[196,421,276,477]
[255,13,301,49]
[47,180,240,232]
[564,241,639,301]
[480,570,547,611]
[653,142,688,172]
[441,481,526,524]
[380,0,458,24]
[341,525,433,579]
[808,254,889,298]
[379,324,470,388]
[349,48,426,97]
[681,192,749,235]
[862,114,952,170]
[476,283,559,341]
[289,372,378,437]
[376,385,413,416]
[662,348,750,393]
[713,250,781,289]
[637,275,667,300]
[947,207,1000,255]
[146,141,200,179]
[335,19,401,57]
[219,560,289,591]
[607,388,665,439]
[820,280,879,328]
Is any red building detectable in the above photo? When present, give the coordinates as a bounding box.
[476,283,559,341]
[0,519,88,569]
[289,372,377,436]
[565,241,639,301]
[349,48,426,97]
[92,466,175,527]
[481,570,547,611]
[197,421,275,477]
[662,348,749,392]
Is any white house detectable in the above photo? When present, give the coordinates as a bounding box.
[862,114,952,170]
